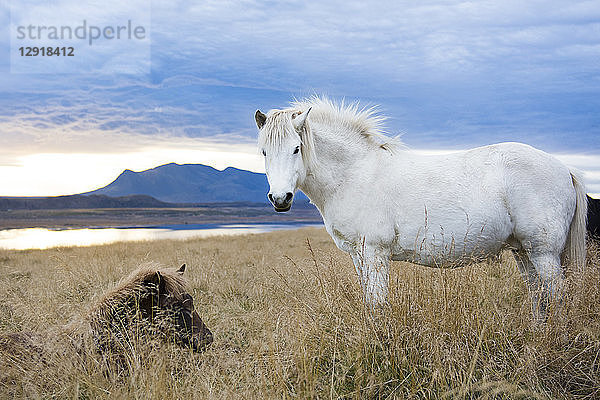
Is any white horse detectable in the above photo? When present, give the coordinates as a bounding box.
[255,97,587,320]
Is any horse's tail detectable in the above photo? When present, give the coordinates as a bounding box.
[562,170,587,270]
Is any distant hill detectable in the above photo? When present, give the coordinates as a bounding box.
[0,194,173,210]
[85,163,308,204]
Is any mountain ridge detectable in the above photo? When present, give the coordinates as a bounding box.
[84,162,308,204]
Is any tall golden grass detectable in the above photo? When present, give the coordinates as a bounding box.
[0,228,599,399]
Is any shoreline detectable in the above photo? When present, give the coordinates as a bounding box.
[0,206,323,231]
[0,223,326,251]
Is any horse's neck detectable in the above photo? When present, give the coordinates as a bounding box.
[299,132,370,211]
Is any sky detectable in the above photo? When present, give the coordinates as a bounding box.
[0,0,599,197]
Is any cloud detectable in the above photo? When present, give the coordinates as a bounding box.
[3,1,599,138]
[147,1,600,88]
[0,109,260,161]
[6,1,600,92]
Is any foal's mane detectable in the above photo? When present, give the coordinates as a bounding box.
[88,264,187,321]
[260,96,400,152]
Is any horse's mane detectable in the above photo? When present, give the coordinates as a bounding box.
[87,264,187,322]
[260,96,401,152]
[292,96,388,141]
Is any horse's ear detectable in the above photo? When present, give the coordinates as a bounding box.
[255,110,266,129]
[292,107,311,131]
[177,264,186,274]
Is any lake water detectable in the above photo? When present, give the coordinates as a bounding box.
[0,222,323,250]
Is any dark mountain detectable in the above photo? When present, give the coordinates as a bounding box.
[0,194,173,210]
[85,163,307,204]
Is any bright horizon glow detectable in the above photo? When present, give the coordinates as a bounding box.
[0,144,264,197]
[1,146,598,198]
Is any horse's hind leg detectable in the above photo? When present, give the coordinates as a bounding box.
[513,249,564,322]
[530,252,565,320]
[512,250,542,320]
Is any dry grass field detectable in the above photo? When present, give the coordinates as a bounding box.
[0,228,599,399]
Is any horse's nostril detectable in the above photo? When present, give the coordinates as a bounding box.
[285,192,293,202]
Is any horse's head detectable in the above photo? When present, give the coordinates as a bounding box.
[256,107,312,212]
[139,264,213,352]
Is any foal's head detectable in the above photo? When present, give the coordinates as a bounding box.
[90,264,213,353]
[137,264,213,351]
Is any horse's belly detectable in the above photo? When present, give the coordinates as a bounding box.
[391,218,511,267]
[391,244,500,266]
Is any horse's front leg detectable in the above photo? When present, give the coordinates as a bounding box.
[350,245,391,306]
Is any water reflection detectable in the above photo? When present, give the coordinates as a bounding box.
[0,223,322,250]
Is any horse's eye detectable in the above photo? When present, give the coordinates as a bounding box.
[293,146,300,155]
[262,149,266,156]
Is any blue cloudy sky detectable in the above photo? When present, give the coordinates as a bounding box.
[0,0,599,196]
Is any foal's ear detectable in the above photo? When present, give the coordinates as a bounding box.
[255,110,267,129]
[177,264,186,274]
[292,107,311,131]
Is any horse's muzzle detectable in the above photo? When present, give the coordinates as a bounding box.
[191,330,213,352]
[185,311,213,352]
[268,192,293,212]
